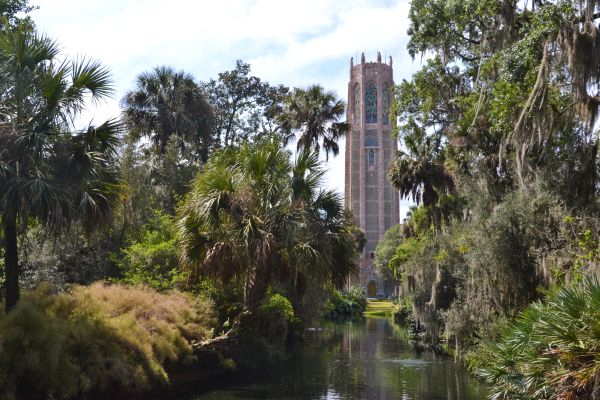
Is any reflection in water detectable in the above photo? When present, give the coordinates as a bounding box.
[189,318,488,400]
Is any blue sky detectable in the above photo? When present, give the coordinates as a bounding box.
[31,0,420,219]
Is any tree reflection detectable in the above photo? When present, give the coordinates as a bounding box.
[192,318,488,400]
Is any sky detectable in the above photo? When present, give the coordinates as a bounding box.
[30,0,421,219]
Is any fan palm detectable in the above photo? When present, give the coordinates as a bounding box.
[0,26,121,312]
[389,129,454,228]
[277,85,348,160]
[177,138,358,320]
[121,65,213,160]
[478,275,600,400]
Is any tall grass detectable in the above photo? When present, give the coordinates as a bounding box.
[0,283,215,399]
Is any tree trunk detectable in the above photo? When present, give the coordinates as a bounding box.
[245,264,270,313]
[4,215,19,313]
[224,100,239,147]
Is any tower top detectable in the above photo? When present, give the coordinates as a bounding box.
[349,52,394,81]
[350,53,393,68]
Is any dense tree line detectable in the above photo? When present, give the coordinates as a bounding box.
[8,0,600,397]
[376,0,600,398]
[0,2,359,397]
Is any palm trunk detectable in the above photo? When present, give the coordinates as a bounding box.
[245,263,271,314]
[195,266,270,353]
[4,214,19,313]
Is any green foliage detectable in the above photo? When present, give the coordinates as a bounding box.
[277,84,348,160]
[122,65,214,159]
[407,0,500,60]
[403,0,600,193]
[122,70,209,213]
[374,224,404,279]
[572,229,600,281]
[178,137,360,317]
[463,315,510,372]
[392,295,414,325]
[200,60,288,146]
[388,235,426,281]
[19,228,118,290]
[0,283,215,399]
[0,25,121,311]
[324,287,366,319]
[388,127,455,230]
[256,290,297,343]
[390,0,600,365]
[258,291,295,322]
[390,186,579,349]
[196,278,244,335]
[477,276,600,399]
[114,211,185,291]
[0,0,35,30]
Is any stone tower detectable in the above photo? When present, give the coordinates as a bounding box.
[345,52,399,297]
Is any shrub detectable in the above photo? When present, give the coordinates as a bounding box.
[0,283,215,399]
[255,291,296,344]
[258,292,295,322]
[477,276,600,399]
[393,295,414,325]
[324,287,366,319]
[17,227,118,291]
[114,211,185,291]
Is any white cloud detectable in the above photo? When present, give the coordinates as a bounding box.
[31,0,419,219]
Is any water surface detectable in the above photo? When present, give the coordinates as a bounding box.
[189,318,488,400]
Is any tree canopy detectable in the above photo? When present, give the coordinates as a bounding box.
[277,85,349,159]
[122,65,213,160]
[201,60,289,147]
[178,137,360,316]
[0,26,121,311]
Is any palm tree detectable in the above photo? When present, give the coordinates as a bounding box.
[0,26,121,312]
[122,66,213,160]
[389,130,454,229]
[479,275,600,400]
[277,85,349,160]
[177,138,358,333]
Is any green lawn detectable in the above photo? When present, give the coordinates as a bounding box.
[363,300,397,318]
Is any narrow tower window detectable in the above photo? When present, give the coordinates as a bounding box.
[383,85,390,125]
[353,84,360,123]
[365,81,377,123]
[368,150,376,168]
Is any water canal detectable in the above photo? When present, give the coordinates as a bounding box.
[189,317,488,400]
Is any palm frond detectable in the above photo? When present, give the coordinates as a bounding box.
[479,275,600,399]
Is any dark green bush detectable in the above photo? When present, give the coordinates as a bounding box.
[324,287,366,319]
[255,290,297,344]
[393,296,414,325]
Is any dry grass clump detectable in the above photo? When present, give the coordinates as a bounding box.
[0,283,215,400]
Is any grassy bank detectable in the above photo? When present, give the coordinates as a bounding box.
[363,300,397,318]
[0,283,215,400]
